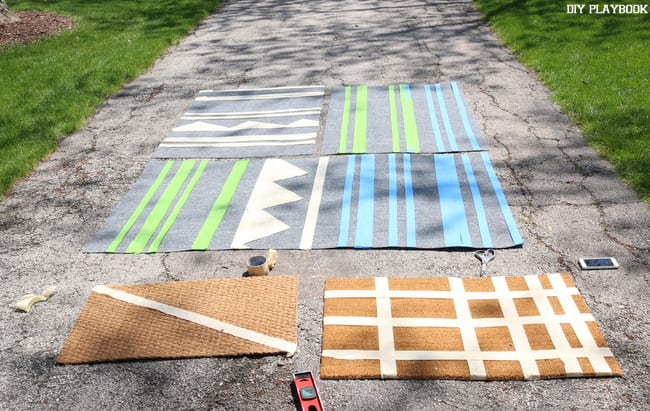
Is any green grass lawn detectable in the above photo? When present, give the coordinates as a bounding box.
[0,0,222,198]
[473,0,650,203]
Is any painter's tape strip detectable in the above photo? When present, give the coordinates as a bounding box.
[15,286,57,312]
[374,277,397,378]
[92,285,297,356]
[321,347,616,362]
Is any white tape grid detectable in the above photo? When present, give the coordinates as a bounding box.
[524,275,583,376]
[548,274,613,374]
[375,277,398,378]
[448,277,485,379]
[322,274,617,379]
[491,276,537,378]
[93,285,297,356]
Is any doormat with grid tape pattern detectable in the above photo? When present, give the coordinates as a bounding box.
[320,273,622,380]
[57,276,298,364]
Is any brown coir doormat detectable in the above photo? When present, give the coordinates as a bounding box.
[320,274,622,380]
[57,276,298,364]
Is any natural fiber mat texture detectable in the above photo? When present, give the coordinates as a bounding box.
[86,153,522,252]
[321,82,486,155]
[153,86,324,159]
[320,274,622,380]
[57,276,298,364]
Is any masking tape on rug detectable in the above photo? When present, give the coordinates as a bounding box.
[15,286,57,312]
[93,285,297,356]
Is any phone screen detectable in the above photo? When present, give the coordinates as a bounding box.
[584,258,615,267]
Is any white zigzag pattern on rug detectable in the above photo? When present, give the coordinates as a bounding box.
[231,159,308,248]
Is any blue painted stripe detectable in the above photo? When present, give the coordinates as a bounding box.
[355,154,375,248]
[435,83,459,152]
[338,155,357,247]
[425,85,446,152]
[480,152,524,245]
[403,154,417,247]
[402,83,412,100]
[435,154,471,247]
[388,154,399,247]
[461,154,492,248]
[451,82,481,150]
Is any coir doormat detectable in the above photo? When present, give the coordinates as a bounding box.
[321,82,486,155]
[320,274,622,380]
[57,276,298,364]
[153,86,324,159]
[86,153,523,253]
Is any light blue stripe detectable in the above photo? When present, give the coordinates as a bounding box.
[388,154,399,247]
[424,85,446,152]
[338,155,357,247]
[435,83,459,152]
[451,82,481,150]
[355,154,375,248]
[461,154,492,248]
[403,154,417,247]
[435,154,471,247]
[480,152,524,245]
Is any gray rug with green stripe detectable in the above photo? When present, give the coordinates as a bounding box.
[86,154,523,253]
[320,83,486,155]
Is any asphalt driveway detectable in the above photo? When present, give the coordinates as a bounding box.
[1,1,649,409]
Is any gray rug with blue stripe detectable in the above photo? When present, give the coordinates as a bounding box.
[86,153,522,253]
[321,83,486,155]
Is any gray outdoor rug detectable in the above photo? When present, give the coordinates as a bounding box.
[152,86,325,159]
[87,153,523,253]
[321,82,486,155]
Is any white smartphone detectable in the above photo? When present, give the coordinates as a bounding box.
[579,257,619,270]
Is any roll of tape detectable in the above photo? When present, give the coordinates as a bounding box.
[246,255,269,276]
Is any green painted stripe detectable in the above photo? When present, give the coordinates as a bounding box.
[192,159,249,250]
[400,84,420,153]
[147,160,208,253]
[388,85,400,152]
[125,160,196,253]
[106,161,174,253]
[352,86,368,153]
[338,86,352,153]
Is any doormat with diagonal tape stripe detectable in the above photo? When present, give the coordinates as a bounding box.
[321,82,486,155]
[57,276,298,364]
[153,86,325,159]
[320,273,622,380]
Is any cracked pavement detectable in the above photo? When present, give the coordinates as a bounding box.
[1,1,649,409]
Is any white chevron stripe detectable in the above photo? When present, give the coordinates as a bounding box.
[231,160,307,248]
[172,119,319,132]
